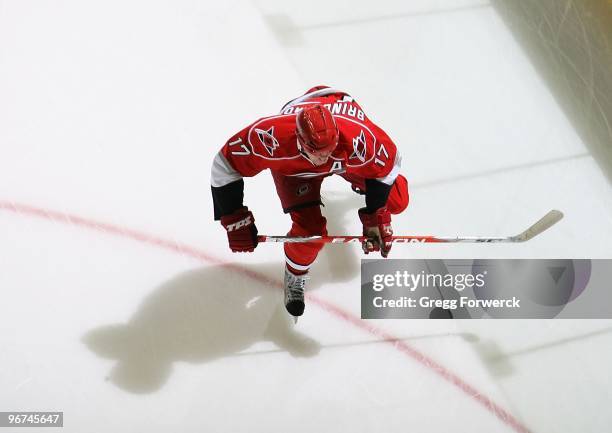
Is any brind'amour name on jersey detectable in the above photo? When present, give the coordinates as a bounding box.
[282,101,366,122]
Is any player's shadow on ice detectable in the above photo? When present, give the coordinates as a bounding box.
[82,264,320,394]
[82,193,364,394]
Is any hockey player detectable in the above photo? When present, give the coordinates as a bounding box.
[211,86,409,318]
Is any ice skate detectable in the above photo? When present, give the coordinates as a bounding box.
[284,268,308,319]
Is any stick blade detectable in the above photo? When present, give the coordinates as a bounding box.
[512,210,564,242]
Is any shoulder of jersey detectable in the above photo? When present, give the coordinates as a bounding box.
[246,115,300,160]
[335,116,378,168]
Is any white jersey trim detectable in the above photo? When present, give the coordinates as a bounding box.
[281,87,348,112]
[211,151,243,187]
[285,169,346,178]
[377,152,402,185]
[285,255,311,271]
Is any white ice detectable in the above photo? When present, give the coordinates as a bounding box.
[1,1,611,432]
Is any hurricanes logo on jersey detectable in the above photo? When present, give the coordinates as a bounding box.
[255,126,279,156]
[351,130,367,162]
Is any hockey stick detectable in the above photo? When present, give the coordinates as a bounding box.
[258,209,563,244]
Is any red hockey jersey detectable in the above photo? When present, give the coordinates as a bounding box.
[211,87,402,187]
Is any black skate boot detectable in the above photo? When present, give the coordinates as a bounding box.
[284,268,308,318]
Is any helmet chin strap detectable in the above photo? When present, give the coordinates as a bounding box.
[296,138,317,166]
[300,149,317,166]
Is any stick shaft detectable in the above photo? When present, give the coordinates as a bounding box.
[257,210,563,244]
[257,235,509,244]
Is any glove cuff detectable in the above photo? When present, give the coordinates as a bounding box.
[221,207,254,231]
[359,206,388,226]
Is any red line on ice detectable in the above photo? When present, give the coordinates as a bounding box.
[0,200,530,433]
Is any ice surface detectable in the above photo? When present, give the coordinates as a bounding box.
[1,1,611,432]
